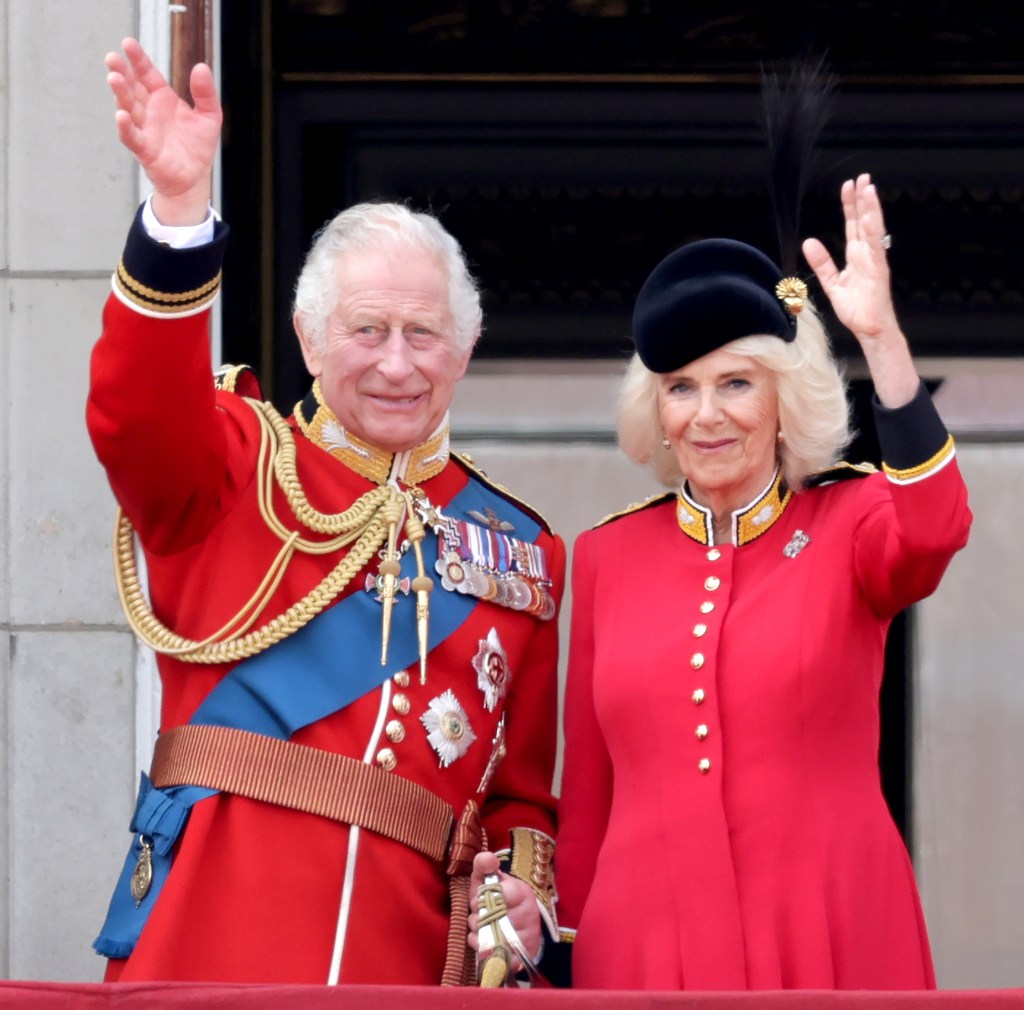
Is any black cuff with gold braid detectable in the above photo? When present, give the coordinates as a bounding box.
[113,203,230,317]
[874,381,955,483]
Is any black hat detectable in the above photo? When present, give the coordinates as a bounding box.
[631,238,803,374]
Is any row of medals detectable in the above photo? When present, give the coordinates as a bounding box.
[413,495,556,622]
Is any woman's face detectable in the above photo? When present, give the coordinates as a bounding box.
[657,345,780,510]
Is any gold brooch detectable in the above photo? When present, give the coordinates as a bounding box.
[775,277,809,316]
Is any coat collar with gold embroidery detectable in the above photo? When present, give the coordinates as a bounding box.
[675,468,793,547]
[294,380,450,486]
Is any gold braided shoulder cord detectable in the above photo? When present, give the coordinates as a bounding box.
[265,402,391,536]
[113,399,398,664]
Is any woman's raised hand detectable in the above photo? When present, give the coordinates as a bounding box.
[803,174,920,407]
[801,174,901,346]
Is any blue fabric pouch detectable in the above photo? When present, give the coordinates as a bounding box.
[93,773,214,957]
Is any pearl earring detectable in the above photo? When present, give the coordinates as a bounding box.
[661,435,671,449]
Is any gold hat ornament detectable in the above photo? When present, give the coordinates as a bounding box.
[775,277,809,316]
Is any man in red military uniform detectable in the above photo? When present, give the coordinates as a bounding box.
[88,39,562,984]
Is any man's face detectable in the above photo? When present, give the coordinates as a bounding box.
[296,246,474,453]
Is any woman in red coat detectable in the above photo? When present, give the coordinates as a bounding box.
[471,176,971,989]
[558,176,971,989]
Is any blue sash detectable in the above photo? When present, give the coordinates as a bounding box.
[94,474,541,957]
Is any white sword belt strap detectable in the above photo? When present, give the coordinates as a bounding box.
[150,724,456,862]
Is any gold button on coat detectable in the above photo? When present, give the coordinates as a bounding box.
[692,688,706,705]
[392,693,411,716]
[690,653,705,669]
[376,748,397,771]
[706,548,721,561]
[385,719,406,743]
[704,576,721,591]
[693,623,707,638]
[695,724,709,740]
[700,601,715,614]
[393,671,410,688]
[698,758,712,774]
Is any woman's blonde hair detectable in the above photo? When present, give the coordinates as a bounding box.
[617,302,852,490]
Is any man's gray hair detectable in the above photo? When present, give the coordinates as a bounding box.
[292,202,482,353]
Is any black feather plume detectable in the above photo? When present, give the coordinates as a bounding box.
[761,56,835,275]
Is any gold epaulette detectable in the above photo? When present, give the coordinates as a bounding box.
[451,452,555,535]
[593,492,675,528]
[804,460,878,488]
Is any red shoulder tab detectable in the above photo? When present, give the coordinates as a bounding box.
[213,364,263,399]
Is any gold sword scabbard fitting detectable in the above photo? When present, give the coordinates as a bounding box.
[479,946,512,988]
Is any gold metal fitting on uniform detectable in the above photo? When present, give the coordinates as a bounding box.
[402,491,434,684]
[775,276,809,315]
[378,493,407,666]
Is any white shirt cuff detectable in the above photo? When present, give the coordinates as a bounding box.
[141,195,218,249]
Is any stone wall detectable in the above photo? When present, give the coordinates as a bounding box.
[0,0,139,981]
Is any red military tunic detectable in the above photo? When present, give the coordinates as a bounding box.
[86,210,563,984]
[556,390,970,990]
